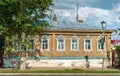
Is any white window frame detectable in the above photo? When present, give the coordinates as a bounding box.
[41,35,50,51]
[97,37,104,51]
[57,35,65,51]
[27,37,35,52]
[84,37,92,51]
[70,36,79,51]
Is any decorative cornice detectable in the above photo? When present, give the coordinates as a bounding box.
[42,29,115,33]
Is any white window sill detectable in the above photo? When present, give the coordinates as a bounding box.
[57,50,65,52]
[84,50,92,52]
[97,50,104,52]
[71,50,79,51]
[41,49,49,52]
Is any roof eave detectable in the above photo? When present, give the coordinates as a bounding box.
[43,29,115,33]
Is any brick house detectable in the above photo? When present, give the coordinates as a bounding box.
[4,20,114,68]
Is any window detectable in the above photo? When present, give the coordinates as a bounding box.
[41,35,49,51]
[71,36,79,51]
[84,37,92,51]
[27,38,35,52]
[12,35,21,52]
[57,35,65,51]
[97,38,104,51]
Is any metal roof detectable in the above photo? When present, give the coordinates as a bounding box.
[47,20,102,30]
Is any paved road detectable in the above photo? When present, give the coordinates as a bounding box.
[0,73,120,76]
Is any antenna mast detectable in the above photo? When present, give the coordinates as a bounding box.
[76,3,79,21]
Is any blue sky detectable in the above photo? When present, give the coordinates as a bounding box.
[49,0,120,39]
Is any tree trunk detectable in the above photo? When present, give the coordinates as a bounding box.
[20,56,26,70]
[20,32,27,70]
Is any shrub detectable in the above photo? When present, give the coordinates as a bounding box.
[115,45,120,51]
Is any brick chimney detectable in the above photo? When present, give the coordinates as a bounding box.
[52,14,57,21]
[78,20,84,23]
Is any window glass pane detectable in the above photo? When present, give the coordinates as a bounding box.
[29,39,34,50]
[85,39,91,50]
[59,39,64,49]
[85,44,88,49]
[61,43,64,49]
[85,40,90,43]
[42,39,48,49]
[98,44,100,49]
[59,39,63,42]
[72,44,74,49]
[98,39,103,50]
[75,43,77,49]
[88,44,90,49]
[101,44,104,49]
[71,39,78,50]
[41,35,49,51]
[58,43,60,49]
[57,37,64,50]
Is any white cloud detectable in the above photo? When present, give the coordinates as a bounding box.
[49,0,120,40]
[78,7,110,21]
[113,3,120,12]
[49,0,120,29]
[63,11,71,17]
[50,7,110,22]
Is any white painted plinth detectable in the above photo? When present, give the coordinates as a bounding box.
[26,59,107,68]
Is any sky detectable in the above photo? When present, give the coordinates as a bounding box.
[48,0,120,39]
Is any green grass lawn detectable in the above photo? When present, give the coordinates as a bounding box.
[0,68,120,73]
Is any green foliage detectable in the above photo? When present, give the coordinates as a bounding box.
[115,45,120,51]
[0,69,120,73]
[0,0,52,36]
[0,0,52,53]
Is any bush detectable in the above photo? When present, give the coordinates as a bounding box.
[115,45,120,51]
[114,45,120,68]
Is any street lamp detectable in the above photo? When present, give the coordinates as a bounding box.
[101,21,106,71]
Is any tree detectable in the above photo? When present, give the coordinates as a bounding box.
[0,0,52,70]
